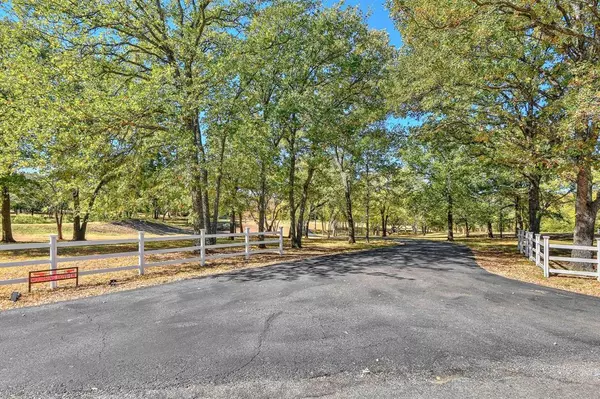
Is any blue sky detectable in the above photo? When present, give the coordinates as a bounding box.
[326,0,403,48]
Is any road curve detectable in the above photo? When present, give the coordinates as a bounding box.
[1,239,600,398]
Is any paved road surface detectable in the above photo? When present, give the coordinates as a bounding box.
[1,240,600,398]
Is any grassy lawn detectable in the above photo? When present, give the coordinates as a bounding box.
[402,232,600,298]
[0,222,398,310]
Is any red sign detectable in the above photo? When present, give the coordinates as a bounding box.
[28,267,79,292]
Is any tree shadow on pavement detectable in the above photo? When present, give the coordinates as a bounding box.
[207,239,481,284]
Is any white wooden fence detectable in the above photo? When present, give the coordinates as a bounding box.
[517,230,600,281]
[0,227,284,288]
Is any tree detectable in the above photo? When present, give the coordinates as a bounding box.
[464,0,600,265]
[389,0,569,236]
[0,19,51,242]
[39,53,163,240]
[14,0,254,237]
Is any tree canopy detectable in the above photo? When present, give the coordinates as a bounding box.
[0,0,598,273]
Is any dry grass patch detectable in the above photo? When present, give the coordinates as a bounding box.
[461,238,600,297]
[0,237,397,311]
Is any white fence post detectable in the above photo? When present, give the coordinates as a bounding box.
[200,229,206,267]
[544,236,550,278]
[517,230,521,253]
[244,227,250,260]
[279,226,284,255]
[543,236,550,278]
[535,234,541,267]
[138,231,145,275]
[49,235,58,289]
[528,232,534,261]
[597,238,600,282]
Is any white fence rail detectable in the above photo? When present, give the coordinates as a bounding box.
[517,230,600,281]
[0,227,284,288]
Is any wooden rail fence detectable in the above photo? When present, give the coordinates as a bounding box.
[517,230,600,281]
[0,227,284,289]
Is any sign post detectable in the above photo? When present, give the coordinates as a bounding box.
[49,235,58,289]
[29,267,78,292]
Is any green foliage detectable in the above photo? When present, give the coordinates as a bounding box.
[3,0,596,245]
[0,0,399,243]
[388,0,600,237]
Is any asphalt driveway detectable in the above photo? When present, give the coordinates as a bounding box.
[1,239,600,398]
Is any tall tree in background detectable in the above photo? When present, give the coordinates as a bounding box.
[35,50,164,240]
[466,0,600,263]
[0,20,50,242]
[14,0,253,237]
[389,0,567,235]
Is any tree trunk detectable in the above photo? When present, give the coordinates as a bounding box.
[365,163,370,243]
[258,162,267,248]
[381,208,387,237]
[72,188,85,241]
[209,134,227,245]
[287,131,299,248]
[340,171,355,244]
[445,172,454,241]
[572,165,600,269]
[201,173,211,234]
[528,174,542,234]
[229,209,235,241]
[487,221,494,239]
[188,110,206,235]
[72,180,106,241]
[185,106,211,237]
[55,208,64,241]
[465,220,470,238]
[514,196,522,236]
[191,183,204,234]
[447,195,454,242]
[294,165,315,248]
[1,184,15,243]
[152,198,159,219]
